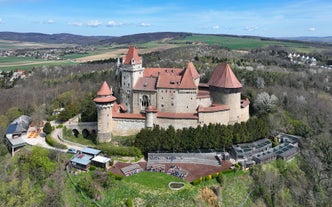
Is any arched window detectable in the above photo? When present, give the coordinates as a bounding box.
[141,95,150,108]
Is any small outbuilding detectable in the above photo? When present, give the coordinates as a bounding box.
[70,153,93,171]
[81,147,101,158]
[91,155,111,169]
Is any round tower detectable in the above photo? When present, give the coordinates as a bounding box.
[145,105,158,128]
[208,63,242,124]
[93,81,117,143]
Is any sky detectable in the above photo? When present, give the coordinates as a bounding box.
[0,0,331,37]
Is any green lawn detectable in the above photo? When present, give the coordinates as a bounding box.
[222,170,255,207]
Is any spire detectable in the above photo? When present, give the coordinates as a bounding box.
[94,81,117,103]
[123,45,142,65]
[179,63,197,89]
[208,63,242,89]
[186,62,200,80]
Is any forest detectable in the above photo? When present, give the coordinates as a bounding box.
[0,43,331,206]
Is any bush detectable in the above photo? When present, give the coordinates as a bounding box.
[191,178,202,185]
[216,173,224,185]
[45,135,67,149]
[43,122,52,135]
[89,166,96,171]
[126,198,134,207]
[56,124,63,128]
[221,169,235,174]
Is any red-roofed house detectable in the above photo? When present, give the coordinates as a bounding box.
[93,46,249,140]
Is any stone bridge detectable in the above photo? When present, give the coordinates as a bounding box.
[66,122,97,138]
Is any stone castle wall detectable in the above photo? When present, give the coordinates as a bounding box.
[240,105,250,123]
[111,118,145,136]
[155,117,198,130]
[198,110,230,125]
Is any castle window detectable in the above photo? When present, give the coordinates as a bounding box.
[161,104,164,107]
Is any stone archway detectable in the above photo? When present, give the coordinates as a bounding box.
[72,129,79,137]
[82,129,90,138]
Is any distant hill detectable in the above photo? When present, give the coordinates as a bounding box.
[0,32,112,45]
[99,32,192,45]
[281,36,332,44]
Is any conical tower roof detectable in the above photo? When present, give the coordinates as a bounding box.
[186,62,200,80]
[179,63,197,89]
[94,81,117,103]
[208,63,242,89]
[123,45,142,65]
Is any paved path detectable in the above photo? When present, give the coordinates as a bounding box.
[22,120,86,152]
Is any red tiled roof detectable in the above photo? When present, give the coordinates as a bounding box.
[146,105,158,113]
[97,81,113,96]
[197,104,230,113]
[94,81,117,103]
[113,102,127,113]
[196,90,211,99]
[133,77,157,91]
[186,62,200,80]
[93,96,117,103]
[123,46,142,65]
[241,99,250,108]
[112,112,145,119]
[208,63,242,89]
[179,64,197,89]
[156,75,182,89]
[157,112,198,119]
[143,68,183,77]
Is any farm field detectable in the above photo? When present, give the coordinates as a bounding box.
[0,39,75,49]
[175,34,331,53]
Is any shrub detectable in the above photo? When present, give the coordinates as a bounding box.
[126,198,134,207]
[89,166,96,171]
[216,173,224,185]
[56,124,63,128]
[43,122,52,135]
[45,135,67,149]
[222,169,235,174]
[191,178,202,185]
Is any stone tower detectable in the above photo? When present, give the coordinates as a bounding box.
[119,46,144,112]
[93,81,116,143]
[208,63,242,124]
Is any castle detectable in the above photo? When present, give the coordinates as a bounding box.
[93,46,249,142]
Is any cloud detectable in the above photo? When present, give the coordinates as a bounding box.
[68,22,84,27]
[139,22,151,27]
[308,27,316,32]
[43,19,55,24]
[212,25,220,30]
[244,25,258,32]
[0,18,2,24]
[68,20,102,27]
[106,20,124,27]
[86,20,102,27]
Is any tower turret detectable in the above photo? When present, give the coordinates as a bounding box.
[119,46,144,112]
[145,105,158,128]
[208,63,242,124]
[93,81,116,142]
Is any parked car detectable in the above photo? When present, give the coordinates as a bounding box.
[67,148,77,154]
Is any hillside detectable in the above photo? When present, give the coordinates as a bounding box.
[0,32,111,45]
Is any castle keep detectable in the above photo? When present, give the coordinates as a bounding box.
[94,46,249,142]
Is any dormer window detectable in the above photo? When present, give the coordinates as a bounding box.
[131,58,135,65]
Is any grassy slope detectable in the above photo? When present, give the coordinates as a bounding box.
[177,34,328,52]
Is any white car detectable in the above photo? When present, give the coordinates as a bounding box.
[67,148,77,154]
